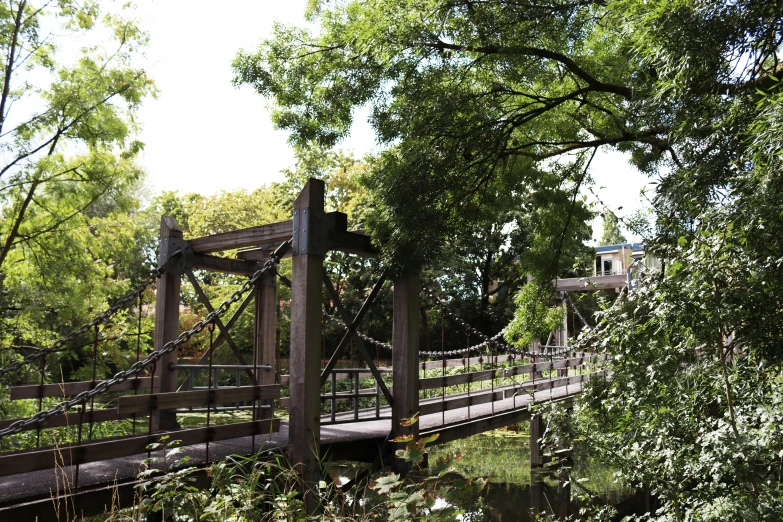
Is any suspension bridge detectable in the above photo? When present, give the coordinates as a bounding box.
[0,179,610,520]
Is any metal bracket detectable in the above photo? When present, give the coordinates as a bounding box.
[292,207,327,256]
[163,238,192,272]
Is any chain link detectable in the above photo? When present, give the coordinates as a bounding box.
[321,300,542,359]
[321,309,393,352]
[0,243,289,438]
[0,253,184,379]
[420,285,528,356]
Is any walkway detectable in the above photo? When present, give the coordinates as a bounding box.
[0,379,583,519]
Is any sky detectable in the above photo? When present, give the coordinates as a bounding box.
[133,0,653,243]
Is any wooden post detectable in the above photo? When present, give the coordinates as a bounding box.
[530,414,543,467]
[254,271,277,419]
[391,269,420,473]
[288,179,326,505]
[530,474,545,517]
[154,216,182,431]
[558,292,569,377]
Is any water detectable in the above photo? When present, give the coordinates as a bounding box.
[425,428,650,521]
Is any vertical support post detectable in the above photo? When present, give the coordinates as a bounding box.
[557,292,569,376]
[530,474,545,517]
[391,269,420,473]
[353,372,360,421]
[254,272,277,419]
[530,413,543,467]
[154,216,182,431]
[288,179,326,506]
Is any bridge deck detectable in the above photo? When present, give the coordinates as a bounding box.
[0,380,582,517]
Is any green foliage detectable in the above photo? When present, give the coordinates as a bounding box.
[505,284,564,348]
[599,213,626,246]
[0,1,155,385]
[556,71,783,520]
[136,436,199,520]
[234,0,606,270]
[119,423,487,522]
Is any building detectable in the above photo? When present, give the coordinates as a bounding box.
[556,242,656,292]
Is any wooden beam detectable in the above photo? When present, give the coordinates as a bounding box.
[418,354,608,384]
[419,370,496,390]
[10,377,156,400]
[154,216,182,430]
[0,419,279,477]
[238,214,372,260]
[189,220,293,254]
[418,371,604,416]
[188,252,265,275]
[328,230,378,257]
[0,407,139,431]
[419,389,503,415]
[117,385,281,414]
[237,246,289,262]
[419,354,516,370]
[288,178,326,497]
[255,272,277,419]
[530,414,543,467]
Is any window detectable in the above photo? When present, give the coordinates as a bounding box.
[603,258,613,276]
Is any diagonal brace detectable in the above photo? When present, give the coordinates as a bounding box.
[183,265,255,382]
[180,266,257,386]
[320,271,392,406]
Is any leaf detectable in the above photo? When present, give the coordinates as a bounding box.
[370,472,401,494]
[400,412,420,427]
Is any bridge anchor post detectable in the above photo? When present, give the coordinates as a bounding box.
[154,216,182,431]
[288,179,327,511]
[530,413,543,467]
[391,269,420,474]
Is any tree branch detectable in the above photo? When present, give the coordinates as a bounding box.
[421,39,634,99]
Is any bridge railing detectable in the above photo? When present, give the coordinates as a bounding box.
[417,353,609,418]
[279,368,393,424]
[176,363,273,412]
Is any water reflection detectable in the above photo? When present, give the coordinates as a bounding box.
[428,430,648,521]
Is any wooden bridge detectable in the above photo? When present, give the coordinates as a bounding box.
[0,179,609,520]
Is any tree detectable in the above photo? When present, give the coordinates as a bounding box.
[599,213,626,246]
[0,1,155,386]
[0,1,154,270]
[233,0,781,270]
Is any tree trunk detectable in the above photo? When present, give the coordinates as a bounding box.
[0,174,40,269]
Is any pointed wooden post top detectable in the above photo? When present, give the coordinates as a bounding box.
[294,178,325,210]
[160,216,182,238]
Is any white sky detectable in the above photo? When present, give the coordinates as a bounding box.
[133,0,652,242]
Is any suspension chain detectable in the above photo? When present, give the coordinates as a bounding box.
[0,242,289,438]
[421,285,527,356]
[321,309,393,352]
[0,253,184,379]
[321,305,529,358]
